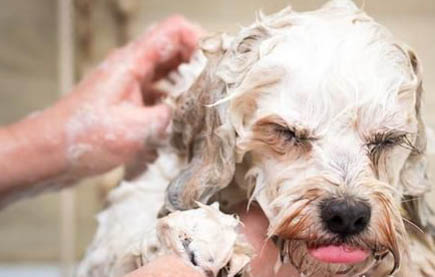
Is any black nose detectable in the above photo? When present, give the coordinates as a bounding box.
[320,198,371,237]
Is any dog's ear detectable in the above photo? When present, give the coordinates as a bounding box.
[398,47,435,236]
[161,20,275,213]
[162,34,237,212]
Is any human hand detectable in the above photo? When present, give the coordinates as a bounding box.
[124,255,204,277]
[237,203,301,277]
[123,204,299,277]
[0,16,202,206]
[54,16,201,178]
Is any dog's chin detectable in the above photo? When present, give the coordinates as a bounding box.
[278,239,382,277]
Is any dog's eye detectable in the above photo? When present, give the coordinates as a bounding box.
[367,133,407,151]
[252,120,314,155]
[366,133,412,168]
[274,125,297,142]
[366,132,417,165]
[273,124,311,146]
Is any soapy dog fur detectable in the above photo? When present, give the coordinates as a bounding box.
[78,1,435,276]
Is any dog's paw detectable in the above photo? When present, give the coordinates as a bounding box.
[156,202,253,277]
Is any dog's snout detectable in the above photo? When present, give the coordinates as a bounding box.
[320,198,371,237]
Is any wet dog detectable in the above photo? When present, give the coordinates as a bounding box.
[79,1,435,276]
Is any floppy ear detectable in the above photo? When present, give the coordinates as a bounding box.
[162,34,237,212]
[161,18,277,214]
[398,47,435,237]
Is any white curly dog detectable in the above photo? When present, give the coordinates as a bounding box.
[78,1,435,276]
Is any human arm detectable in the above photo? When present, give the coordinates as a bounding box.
[0,16,201,207]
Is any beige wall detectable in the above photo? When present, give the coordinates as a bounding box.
[0,0,434,263]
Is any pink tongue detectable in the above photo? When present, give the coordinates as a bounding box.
[308,245,369,264]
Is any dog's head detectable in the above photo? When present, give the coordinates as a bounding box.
[165,1,433,276]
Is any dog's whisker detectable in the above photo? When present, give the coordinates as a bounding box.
[402,217,424,234]
[400,196,422,203]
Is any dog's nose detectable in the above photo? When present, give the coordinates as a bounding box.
[320,198,371,237]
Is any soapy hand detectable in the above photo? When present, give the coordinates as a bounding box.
[0,16,201,207]
[56,16,201,178]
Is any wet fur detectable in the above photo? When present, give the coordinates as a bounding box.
[79,1,435,276]
[163,1,435,276]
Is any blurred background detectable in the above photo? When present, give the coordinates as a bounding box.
[0,0,434,276]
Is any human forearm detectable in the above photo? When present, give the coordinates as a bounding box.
[0,105,73,206]
[0,16,200,208]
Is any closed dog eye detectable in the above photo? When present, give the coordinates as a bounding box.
[250,115,315,156]
[272,124,313,146]
[366,131,417,167]
[274,124,298,142]
[366,131,415,153]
